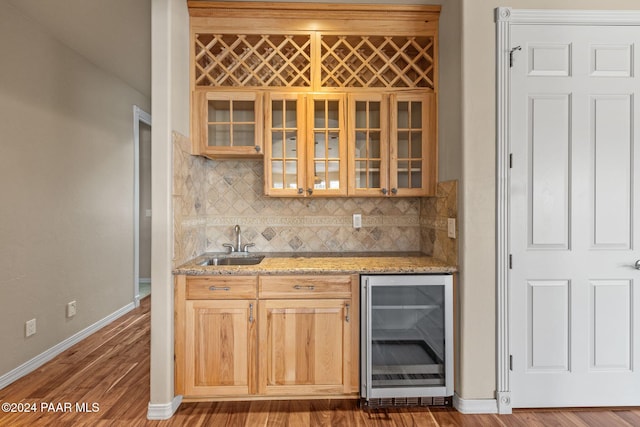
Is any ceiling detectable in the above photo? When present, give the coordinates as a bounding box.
[8,0,151,98]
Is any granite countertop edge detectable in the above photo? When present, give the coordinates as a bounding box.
[173,252,458,276]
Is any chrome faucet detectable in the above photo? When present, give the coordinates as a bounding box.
[223,224,255,253]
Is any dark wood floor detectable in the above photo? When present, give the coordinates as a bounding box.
[1,296,640,426]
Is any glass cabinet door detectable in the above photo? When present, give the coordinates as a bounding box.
[361,275,454,400]
[348,94,389,196]
[390,93,436,196]
[369,284,446,390]
[195,91,263,158]
[265,93,305,196]
[307,94,347,196]
[208,99,255,147]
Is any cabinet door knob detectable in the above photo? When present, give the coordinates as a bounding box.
[298,187,304,195]
[254,145,261,152]
[391,188,398,195]
[381,188,388,195]
[306,188,313,196]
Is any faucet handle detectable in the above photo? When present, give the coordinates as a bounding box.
[242,243,255,253]
[222,243,235,253]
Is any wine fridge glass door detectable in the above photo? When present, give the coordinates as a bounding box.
[362,274,453,399]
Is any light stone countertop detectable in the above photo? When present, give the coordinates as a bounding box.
[173,252,457,276]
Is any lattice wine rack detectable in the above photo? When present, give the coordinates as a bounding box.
[194,34,312,87]
[194,33,435,90]
[320,35,435,89]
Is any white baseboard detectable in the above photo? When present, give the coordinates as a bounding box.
[453,393,498,414]
[0,302,136,390]
[147,395,182,420]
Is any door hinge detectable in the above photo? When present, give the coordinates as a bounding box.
[509,355,513,371]
[509,153,513,168]
[509,254,513,269]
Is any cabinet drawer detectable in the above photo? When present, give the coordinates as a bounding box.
[186,276,257,299]
[259,275,353,299]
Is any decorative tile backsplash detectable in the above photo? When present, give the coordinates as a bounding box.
[420,180,458,267]
[173,132,458,267]
[173,132,208,266]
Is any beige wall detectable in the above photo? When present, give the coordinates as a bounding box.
[459,0,640,400]
[0,2,150,377]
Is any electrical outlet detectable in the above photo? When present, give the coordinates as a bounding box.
[25,318,36,337]
[353,213,362,229]
[67,301,77,318]
[447,218,456,239]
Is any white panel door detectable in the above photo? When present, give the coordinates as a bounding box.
[510,24,640,407]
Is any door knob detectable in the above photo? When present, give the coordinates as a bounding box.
[636,260,640,270]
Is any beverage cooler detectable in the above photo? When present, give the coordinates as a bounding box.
[361,274,453,403]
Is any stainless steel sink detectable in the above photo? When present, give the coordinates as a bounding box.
[198,254,265,266]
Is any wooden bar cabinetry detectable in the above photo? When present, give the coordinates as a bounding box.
[174,274,359,400]
[188,2,440,197]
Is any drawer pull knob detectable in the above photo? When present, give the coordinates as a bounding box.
[209,286,231,291]
[293,285,315,291]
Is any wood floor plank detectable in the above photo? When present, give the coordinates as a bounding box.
[332,399,366,427]
[395,409,440,427]
[494,412,544,427]
[2,295,640,427]
[610,409,640,426]
[287,399,311,426]
[573,410,635,427]
[245,399,271,427]
[534,410,591,427]
[309,399,332,426]
[265,399,290,426]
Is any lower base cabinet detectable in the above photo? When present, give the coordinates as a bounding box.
[259,299,351,396]
[184,299,256,396]
[174,274,359,400]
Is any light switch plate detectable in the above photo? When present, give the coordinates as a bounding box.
[67,301,77,318]
[447,218,456,239]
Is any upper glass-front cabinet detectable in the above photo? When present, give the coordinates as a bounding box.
[309,95,347,196]
[348,94,389,196]
[192,91,263,159]
[265,93,305,196]
[347,93,436,197]
[265,92,436,197]
[390,93,436,197]
[188,3,440,194]
[265,93,347,197]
